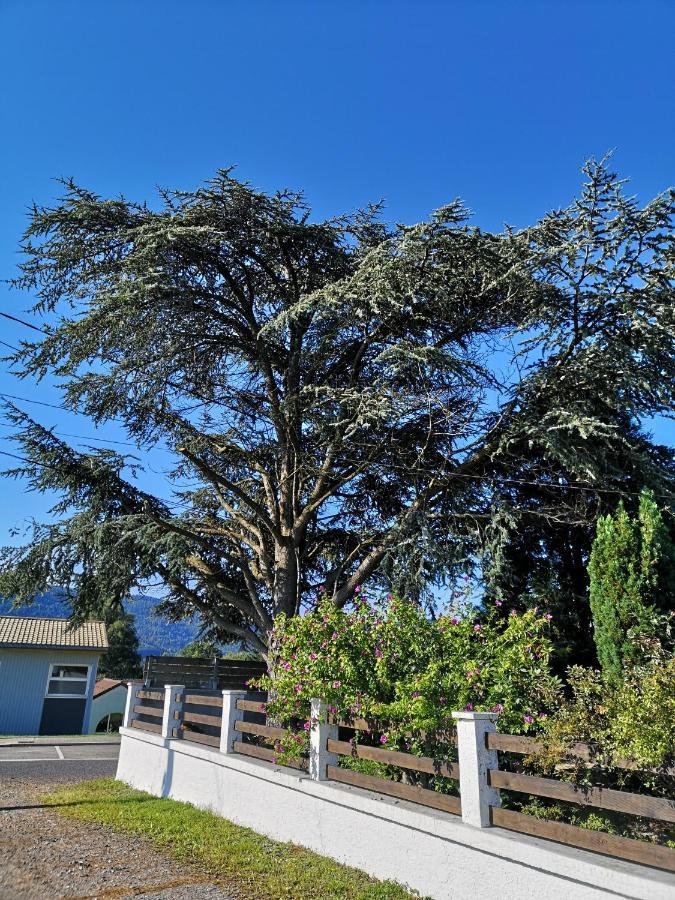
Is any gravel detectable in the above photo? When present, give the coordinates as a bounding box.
[0,771,233,899]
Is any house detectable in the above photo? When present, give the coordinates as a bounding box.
[0,616,108,736]
[89,678,127,733]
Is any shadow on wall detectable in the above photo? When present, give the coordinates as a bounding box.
[161,745,175,798]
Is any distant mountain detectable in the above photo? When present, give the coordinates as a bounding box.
[0,589,201,657]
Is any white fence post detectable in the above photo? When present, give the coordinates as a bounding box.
[220,689,248,754]
[309,697,338,781]
[452,711,501,827]
[122,680,144,729]
[162,684,185,739]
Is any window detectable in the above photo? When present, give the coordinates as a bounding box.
[45,664,90,698]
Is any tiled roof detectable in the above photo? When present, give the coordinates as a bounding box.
[0,616,108,650]
[93,678,124,698]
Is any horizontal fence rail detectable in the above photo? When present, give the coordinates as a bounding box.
[491,807,675,873]
[489,769,675,823]
[486,732,675,776]
[231,697,309,771]
[327,765,461,815]
[334,716,457,746]
[143,655,267,690]
[123,686,674,874]
[327,738,460,780]
[487,730,675,873]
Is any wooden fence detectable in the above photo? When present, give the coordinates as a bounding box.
[125,686,675,873]
[142,655,266,690]
[484,731,675,872]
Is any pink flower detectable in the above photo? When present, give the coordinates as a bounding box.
[309,652,317,660]
[450,617,460,625]
[294,684,302,693]
[327,705,337,715]
[354,585,362,593]
[412,691,421,699]
[439,695,446,705]
[318,584,325,593]
[332,632,339,640]
[495,599,503,607]
[473,624,481,632]
[544,613,552,621]
[510,609,518,617]
[491,703,504,713]
[523,714,534,725]
[303,721,311,731]
[538,712,547,719]
[282,662,291,671]
[464,703,474,711]
[375,648,382,658]
[332,680,341,689]
[260,704,267,713]
[380,734,388,744]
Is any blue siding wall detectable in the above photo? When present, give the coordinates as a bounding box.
[0,649,101,735]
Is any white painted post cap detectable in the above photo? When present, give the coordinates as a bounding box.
[452,711,500,721]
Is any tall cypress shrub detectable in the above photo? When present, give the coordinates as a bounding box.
[588,490,674,679]
[98,610,143,679]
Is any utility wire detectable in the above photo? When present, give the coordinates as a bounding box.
[0,311,43,332]
[0,391,70,411]
[0,422,136,447]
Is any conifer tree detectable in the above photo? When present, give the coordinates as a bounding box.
[589,490,675,678]
[97,610,143,679]
[1,159,673,657]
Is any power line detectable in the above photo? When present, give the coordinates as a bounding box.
[0,391,69,411]
[0,339,20,352]
[0,422,136,447]
[0,311,43,332]
[0,448,49,466]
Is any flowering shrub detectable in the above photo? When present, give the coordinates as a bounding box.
[253,593,561,764]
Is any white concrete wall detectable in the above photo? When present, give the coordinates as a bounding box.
[116,728,674,900]
[89,684,127,733]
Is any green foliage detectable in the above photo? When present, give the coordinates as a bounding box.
[536,656,675,775]
[97,609,142,679]
[44,779,417,899]
[611,654,675,769]
[589,490,675,678]
[178,638,222,658]
[254,593,560,763]
[1,159,674,658]
[177,638,261,660]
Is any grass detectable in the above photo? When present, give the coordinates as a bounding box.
[43,778,420,900]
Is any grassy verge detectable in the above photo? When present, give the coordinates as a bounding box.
[43,778,420,900]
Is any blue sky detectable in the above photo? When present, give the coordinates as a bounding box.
[0,0,673,542]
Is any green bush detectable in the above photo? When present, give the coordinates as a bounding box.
[536,654,675,776]
[254,593,561,764]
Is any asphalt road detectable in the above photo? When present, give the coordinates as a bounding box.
[0,742,119,782]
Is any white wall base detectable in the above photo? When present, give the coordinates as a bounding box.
[116,728,674,900]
